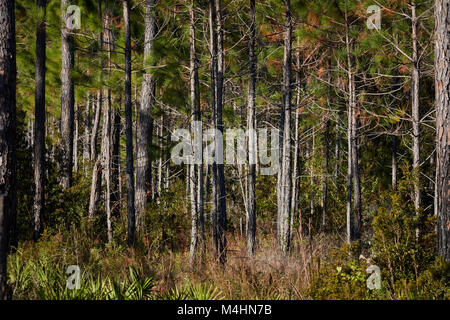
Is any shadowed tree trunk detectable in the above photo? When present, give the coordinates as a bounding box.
[33,0,46,241]
[0,0,16,299]
[345,20,354,244]
[123,0,136,245]
[246,0,257,256]
[435,0,450,262]
[136,0,157,233]
[83,95,91,163]
[214,0,227,264]
[60,0,75,190]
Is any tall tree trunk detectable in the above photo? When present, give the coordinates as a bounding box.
[88,92,102,219]
[434,0,450,262]
[278,0,292,253]
[411,1,421,214]
[322,58,331,229]
[88,1,105,220]
[136,0,157,232]
[188,1,204,265]
[209,0,220,261]
[111,107,121,217]
[33,0,46,241]
[290,50,301,240]
[60,0,75,190]
[352,99,362,241]
[123,0,136,245]
[0,0,16,299]
[214,0,227,264]
[102,89,112,243]
[345,22,353,244]
[246,0,257,256]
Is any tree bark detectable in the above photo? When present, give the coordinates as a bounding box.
[83,95,91,163]
[345,22,353,244]
[101,89,112,243]
[60,0,75,190]
[88,92,102,219]
[277,0,292,253]
[73,103,79,173]
[136,0,157,233]
[33,0,46,241]
[246,0,257,256]
[290,50,301,240]
[188,1,204,266]
[123,0,136,245]
[0,0,16,299]
[434,0,450,262]
[214,0,227,264]
[111,107,121,218]
[411,1,421,213]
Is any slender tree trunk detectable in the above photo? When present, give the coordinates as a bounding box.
[411,1,421,214]
[188,1,204,265]
[111,108,121,217]
[73,103,79,173]
[290,51,301,239]
[214,0,227,263]
[322,58,331,229]
[136,0,157,233]
[246,0,257,256]
[83,95,91,163]
[435,0,450,262]
[91,92,101,161]
[0,0,16,299]
[88,92,102,219]
[345,23,353,244]
[352,99,362,241]
[60,0,75,190]
[209,0,219,260]
[123,0,136,245]
[102,89,112,243]
[278,0,292,253]
[33,0,46,241]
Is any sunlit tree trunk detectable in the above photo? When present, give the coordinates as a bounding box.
[60,0,75,190]
[136,0,157,232]
[277,0,292,253]
[435,0,450,261]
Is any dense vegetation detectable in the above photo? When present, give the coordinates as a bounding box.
[0,0,448,300]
